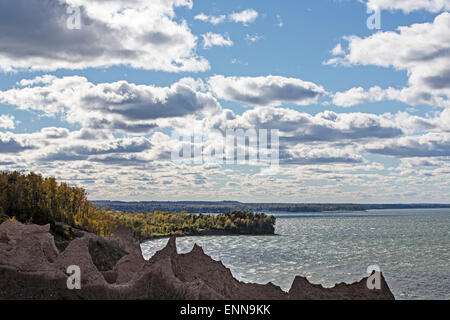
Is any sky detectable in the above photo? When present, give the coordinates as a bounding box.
[0,0,449,203]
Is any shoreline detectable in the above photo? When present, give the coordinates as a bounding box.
[0,221,396,300]
[140,231,279,243]
[94,201,450,215]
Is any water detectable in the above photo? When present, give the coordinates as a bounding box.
[141,209,450,300]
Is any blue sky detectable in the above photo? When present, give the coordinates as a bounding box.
[0,0,449,203]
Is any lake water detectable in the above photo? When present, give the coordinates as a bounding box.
[141,209,450,300]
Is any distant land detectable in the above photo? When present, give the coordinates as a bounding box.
[92,201,450,214]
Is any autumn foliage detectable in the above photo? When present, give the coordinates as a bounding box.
[0,172,275,240]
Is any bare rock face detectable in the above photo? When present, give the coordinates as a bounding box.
[288,274,394,300]
[0,221,395,300]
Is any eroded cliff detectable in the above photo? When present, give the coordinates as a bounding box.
[0,221,394,300]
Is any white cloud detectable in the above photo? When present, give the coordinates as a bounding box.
[231,58,248,66]
[0,76,221,133]
[245,34,263,43]
[201,33,234,49]
[194,13,226,25]
[333,86,450,108]
[365,132,450,157]
[210,107,404,143]
[229,9,259,25]
[281,146,363,165]
[182,106,412,166]
[331,43,345,56]
[0,126,174,164]
[195,9,259,26]
[0,132,33,153]
[276,15,284,28]
[366,0,450,13]
[161,110,387,166]
[208,75,326,107]
[0,115,15,129]
[0,0,209,72]
[327,12,450,108]
[2,105,450,201]
[39,136,154,163]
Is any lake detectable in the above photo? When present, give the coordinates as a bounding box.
[141,209,450,300]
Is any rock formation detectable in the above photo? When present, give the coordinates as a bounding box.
[0,221,395,300]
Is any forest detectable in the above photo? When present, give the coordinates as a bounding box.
[0,172,276,241]
[94,200,450,214]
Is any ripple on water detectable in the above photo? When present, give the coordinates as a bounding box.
[141,209,450,300]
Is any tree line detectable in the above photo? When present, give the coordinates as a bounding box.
[93,200,450,214]
[0,172,275,240]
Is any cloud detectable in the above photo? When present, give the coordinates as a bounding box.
[366,133,450,157]
[276,15,283,28]
[245,34,263,43]
[231,58,248,66]
[201,33,234,49]
[400,157,450,168]
[165,108,382,165]
[0,115,15,129]
[212,107,404,143]
[331,43,345,56]
[195,9,259,26]
[0,132,33,153]
[208,75,326,107]
[194,13,226,25]
[365,0,450,13]
[327,12,450,108]
[39,136,153,162]
[331,86,450,108]
[141,106,408,167]
[0,127,164,166]
[39,127,70,139]
[333,87,383,107]
[0,0,209,72]
[229,9,259,25]
[280,146,363,165]
[1,113,449,202]
[0,76,221,133]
